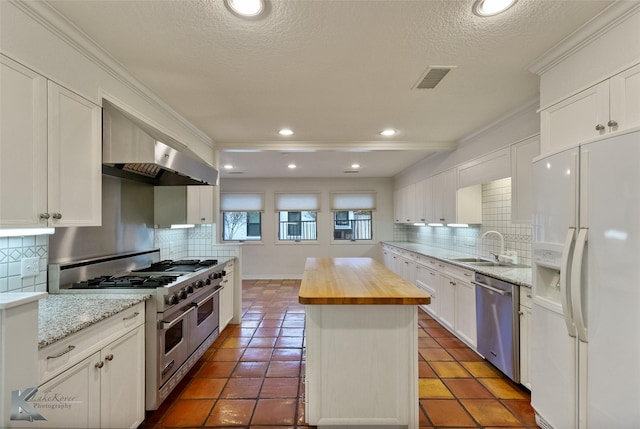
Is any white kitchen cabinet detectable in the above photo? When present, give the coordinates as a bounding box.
[519,286,533,390]
[510,135,540,224]
[540,62,640,154]
[35,303,145,429]
[0,56,102,228]
[414,178,432,224]
[393,184,416,223]
[431,168,457,224]
[415,262,438,317]
[219,260,235,332]
[154,186,215,227]
[445,264,477,348]
[396,255,416,286]
[436,270,455,331]
[382,245,394,270]
[456,185,482,225]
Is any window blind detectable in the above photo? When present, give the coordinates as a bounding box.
[275,193,320,211]
[330,192,376,211]
[220,193,264,211]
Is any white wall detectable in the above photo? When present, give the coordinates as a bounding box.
[220,177,394,279]
[394,100,540,189]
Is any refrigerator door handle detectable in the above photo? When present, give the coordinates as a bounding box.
[561,227,577,337]
[571,227,589,342]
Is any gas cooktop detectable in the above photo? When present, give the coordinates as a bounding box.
[134,259,219,273]
[70,274,182,289]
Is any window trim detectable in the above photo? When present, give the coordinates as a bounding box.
[276,210,318,242]
[221,210,264,243]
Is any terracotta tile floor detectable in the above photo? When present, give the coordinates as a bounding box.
[141,279,537,428]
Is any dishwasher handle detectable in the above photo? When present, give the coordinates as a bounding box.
[472,281,511,296]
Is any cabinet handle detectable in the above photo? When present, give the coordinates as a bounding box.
[449,281,456,286]
[440,218,445,221]
[607,119,618,128]
[527,293,532,298]
[518,311,524,316]
[595,124,605,131]
[123,311,139,321]
[46,345,75,359]
[201,217,206,221]
[39,213,51,219]
[464,273,472,277]
[105,354,114,361]
[51,213,62,220]
[95,361,104,369]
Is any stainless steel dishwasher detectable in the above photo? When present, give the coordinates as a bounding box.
[473,272,520,382]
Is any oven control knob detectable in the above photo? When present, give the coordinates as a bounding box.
[205,278,211,285]
[195,280,204,289]
[186,285,195,293]
[178,289,188,300]
[208,273,216,280]
[222,270,227,276]
[215,272,222,279]
[166,294,178,306]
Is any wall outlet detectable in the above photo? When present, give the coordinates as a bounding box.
[20,257,40,279]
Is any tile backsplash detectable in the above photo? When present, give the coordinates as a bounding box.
[395,177,532,266]
[1,224,236,293]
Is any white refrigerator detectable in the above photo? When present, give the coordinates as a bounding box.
[530,127,640,428]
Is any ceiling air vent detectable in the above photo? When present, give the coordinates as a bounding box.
[228,171,245,175]
[414,66,455,89]
[343,170,359,174]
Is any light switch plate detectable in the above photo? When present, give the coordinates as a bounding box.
[20,257,40,279]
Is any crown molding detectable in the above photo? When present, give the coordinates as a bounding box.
[215,140,457,152]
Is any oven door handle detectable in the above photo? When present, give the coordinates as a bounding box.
[160,306,195,330]
[472,281,511,296]
[190,286,224,308]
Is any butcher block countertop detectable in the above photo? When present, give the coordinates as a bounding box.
[299,257,431,305]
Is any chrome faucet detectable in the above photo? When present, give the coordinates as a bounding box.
[482,230,504,261]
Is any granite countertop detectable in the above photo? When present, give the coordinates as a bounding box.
[38,294,151,349]
[383,241,532,287]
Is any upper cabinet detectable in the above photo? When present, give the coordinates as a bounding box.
[431,168,457,224]
[0,55,102,228]
[540,63,640,154]
[415,178,432,224]
[154,186,215,227]
[511,135,540,224]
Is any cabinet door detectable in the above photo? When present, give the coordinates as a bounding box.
[415,263,438,316]
[540,81,609,154]
[610,63,640,132]
[220,272,234,332]
[34,352,101,428]
[454,280,477,348]
[415,178,432,224]
[187,186,215,224]
[100,325,145,429]
[511,135,540,224]
[437,273,455,330]
[0,55,48,227]
[432,169,456,224]
[47,82,102,227]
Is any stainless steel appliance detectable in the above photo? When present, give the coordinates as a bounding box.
[473,272,520,382]
[49,249,226,410]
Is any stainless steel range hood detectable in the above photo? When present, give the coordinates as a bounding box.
[102,101,218,186]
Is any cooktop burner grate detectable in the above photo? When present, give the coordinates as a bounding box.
[71,274,180,289]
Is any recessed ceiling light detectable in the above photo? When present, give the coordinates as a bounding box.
[351,163,360,169]
[472,0,517,17]
[288,163,296,169]
[379,129,397,137]
[223,164,234,170]
[279,128,294,136]
[224,0,265,17]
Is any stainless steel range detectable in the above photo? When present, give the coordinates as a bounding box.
[49,249,226,410]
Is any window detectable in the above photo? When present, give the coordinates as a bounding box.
[275,193,320,242]
[333,210,373,240]
[330,192,376,241]
[221,193,264,241]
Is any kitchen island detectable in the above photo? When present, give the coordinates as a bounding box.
[300,257,430,429]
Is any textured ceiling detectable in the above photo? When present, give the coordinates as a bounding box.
[47,0,613,178]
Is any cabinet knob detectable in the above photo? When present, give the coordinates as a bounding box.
[105,354,114,361]
[607,119,618,128]
[518,311,524,316]
[440,218,445,222]
[595,124,605,131]
[95,361,104,369]
[201,217,206,221]
[51,213,62,220]
[39,213,50,219]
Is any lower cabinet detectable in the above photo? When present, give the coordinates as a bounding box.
[437,272,456,331]
[35,303,145,428]
[220,261,235,332]
[415,262,438,317]
[519,286,533,390]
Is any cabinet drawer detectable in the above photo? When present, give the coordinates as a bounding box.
[520,287,533,309]
[442,263,474,283]
[39,302,145,384]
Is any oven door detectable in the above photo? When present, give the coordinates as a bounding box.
[188,287,221,354]
[157,305,194,385]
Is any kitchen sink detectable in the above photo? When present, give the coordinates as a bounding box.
[448,257,529,268]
